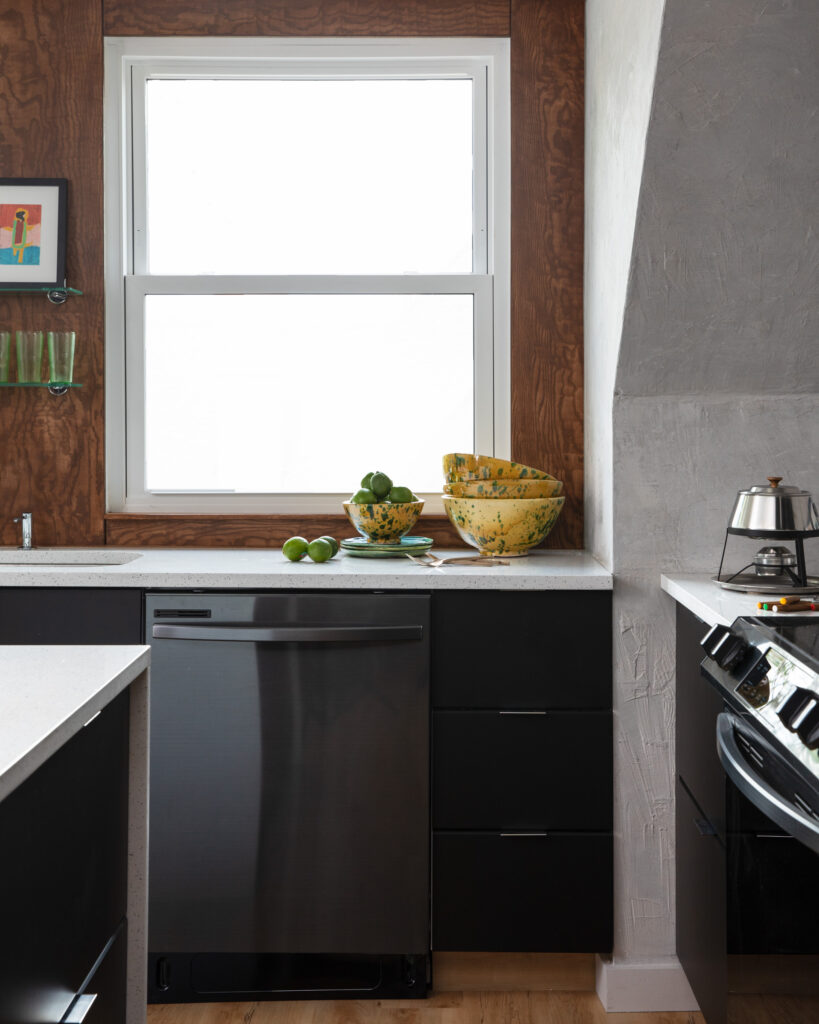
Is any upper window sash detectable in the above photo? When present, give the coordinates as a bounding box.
[126,55,490,278]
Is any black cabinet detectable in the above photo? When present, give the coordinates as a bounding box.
[433,832,612,952]
[431,591,613,952]
[433,710,612,831]
[74,926,128,1024]
[0,690,130,1024]
[0,587,143,644]
[676,777,726,1024]
[675,605,728,1024]
[432,591,611,709]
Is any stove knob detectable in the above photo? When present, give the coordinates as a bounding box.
[778,686,819,732]
[797,706,819,751]
[700,623,748,671]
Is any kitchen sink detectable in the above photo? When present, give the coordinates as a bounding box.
[0,549,142,566]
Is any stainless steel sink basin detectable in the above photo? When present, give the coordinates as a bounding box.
[0,549,142,566]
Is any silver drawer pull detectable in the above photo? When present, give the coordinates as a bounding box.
[64,994,97,1023]
[500,832,548,837]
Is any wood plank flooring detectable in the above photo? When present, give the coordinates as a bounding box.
[147,993,706,1024]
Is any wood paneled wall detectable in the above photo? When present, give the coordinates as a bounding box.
[103,0,510,36]
[0,0,584,550]
[511,0,584,549]
[0,0,104,546]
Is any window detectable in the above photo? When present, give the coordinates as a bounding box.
[105,38,510,513]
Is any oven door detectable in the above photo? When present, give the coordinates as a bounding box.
[717,712,819,855]
[718,712,819,1024]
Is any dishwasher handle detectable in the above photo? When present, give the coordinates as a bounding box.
[152,623,423,644]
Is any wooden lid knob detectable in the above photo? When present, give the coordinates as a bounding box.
[767,476,783,488]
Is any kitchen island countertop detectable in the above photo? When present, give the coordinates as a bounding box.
[0,644,149,802]
[0,644,150,1024]
[0,547,612,590]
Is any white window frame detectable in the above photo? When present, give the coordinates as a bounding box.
[104,37,510,514]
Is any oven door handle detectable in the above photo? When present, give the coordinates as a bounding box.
[716,712,819,855]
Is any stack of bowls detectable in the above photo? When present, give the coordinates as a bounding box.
[442,454,565,556]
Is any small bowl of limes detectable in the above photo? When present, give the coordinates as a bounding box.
[344,470,423,543]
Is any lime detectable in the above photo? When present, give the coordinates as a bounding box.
[318,535,339,556]
[370,471,392,499]
[387,485,413,503]
[307,538,333,563]
[282,536,309,561]
[361,471,375,489]
[351,488,377,504]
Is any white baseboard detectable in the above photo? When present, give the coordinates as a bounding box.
[595,955,700,1012]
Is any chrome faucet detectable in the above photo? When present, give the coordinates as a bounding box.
[13,512,33,550]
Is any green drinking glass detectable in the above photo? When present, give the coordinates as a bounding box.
[0,332,10,382]
[16,330,44,383]
[47,330,76,385]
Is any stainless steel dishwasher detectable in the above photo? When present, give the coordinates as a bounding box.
[145,591,430,1002]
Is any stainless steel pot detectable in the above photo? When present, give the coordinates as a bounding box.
[729,477,819,535]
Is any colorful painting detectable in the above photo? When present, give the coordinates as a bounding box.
[0,179,66,289]
[0,203,42,265]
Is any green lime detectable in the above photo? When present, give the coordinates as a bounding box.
[318,535,339,556]
[282,536,309,561]
[361,471,375,489]
[387,485,413,503]
[351,488,377,504]
[307,538,333,563]
[411,492,421,502]
[370,471,392,499]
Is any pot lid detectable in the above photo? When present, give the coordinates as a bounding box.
[741,476,812,498]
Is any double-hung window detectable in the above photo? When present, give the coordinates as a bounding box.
[105,38,510,513]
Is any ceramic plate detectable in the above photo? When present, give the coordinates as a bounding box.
[340,536,434,558]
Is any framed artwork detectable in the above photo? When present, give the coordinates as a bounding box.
[0,178,67,290]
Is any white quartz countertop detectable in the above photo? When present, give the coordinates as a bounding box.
[662,573,819,627]
[0,645,150,803]
[0,547,612,590]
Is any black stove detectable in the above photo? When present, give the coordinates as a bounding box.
[680,613,819,1024]
[701,616,819,851]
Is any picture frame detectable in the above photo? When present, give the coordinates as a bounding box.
[0,178,67,290]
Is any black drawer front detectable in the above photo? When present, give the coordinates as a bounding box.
[66,925,127,1024]
[433,711,612,830]
[676,606,726,834]
[675,778,726,1024]
[432,591,611,709]
[0,693,129,1024]
[0,588,143,644]
[433,832,612,952]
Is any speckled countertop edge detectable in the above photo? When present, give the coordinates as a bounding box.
[0,548,612,590]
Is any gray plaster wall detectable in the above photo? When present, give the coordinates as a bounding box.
[585,0,666,569]
[607,0,819,974]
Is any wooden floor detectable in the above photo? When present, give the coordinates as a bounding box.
[146,993,706,1024]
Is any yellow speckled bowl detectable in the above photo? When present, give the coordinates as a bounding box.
[442,495,565,556]
[444,478,563,499]
[443,453,558,483]
[343,500,424,543]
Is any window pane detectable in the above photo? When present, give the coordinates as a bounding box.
[143,294,474,494]
[145,79,473,274]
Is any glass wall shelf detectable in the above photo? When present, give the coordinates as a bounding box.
[0,382,82,396]
[0,286,83,304]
